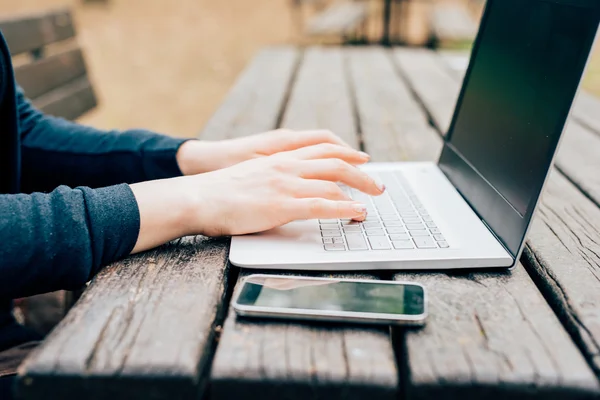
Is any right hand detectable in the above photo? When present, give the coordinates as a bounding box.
[180,143,385,237]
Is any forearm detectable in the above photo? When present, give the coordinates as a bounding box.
[129,177,197,254]
[17,88,188,192]
[0,185,139,299]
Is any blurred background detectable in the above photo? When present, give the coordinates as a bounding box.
[1,0,599,139]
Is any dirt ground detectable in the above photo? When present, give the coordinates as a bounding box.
[1,0,599,139]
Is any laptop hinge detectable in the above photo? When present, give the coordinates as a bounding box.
[480,218,515,262]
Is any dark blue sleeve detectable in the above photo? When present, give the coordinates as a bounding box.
[0,184,140,299]
[17,88,190,193]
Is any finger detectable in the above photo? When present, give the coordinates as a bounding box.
[288,180,352,201]
[276,129,353,150]
[280,143,370,165]
[289,199,368,221]
[298,159,384,196]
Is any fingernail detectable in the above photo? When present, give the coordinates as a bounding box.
[373,177,386,193]
[359,151,370,159]
[352,203,367,215]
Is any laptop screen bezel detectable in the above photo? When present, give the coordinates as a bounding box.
[437,0,600,263]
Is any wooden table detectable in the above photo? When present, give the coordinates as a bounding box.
[16,46,600,400]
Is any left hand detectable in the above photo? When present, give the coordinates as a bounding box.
[176,129,364,175]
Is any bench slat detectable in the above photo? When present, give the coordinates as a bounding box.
[0,8,75,56]
[390,47,599,397]
[307,2,368,36]
[32,76,97,121]
[210,47,398,400]
[16,47,87,100]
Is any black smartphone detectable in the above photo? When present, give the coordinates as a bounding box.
[232,274,427,326]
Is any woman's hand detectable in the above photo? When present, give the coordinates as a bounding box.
[130,143,384,253]
[176,129,356,175]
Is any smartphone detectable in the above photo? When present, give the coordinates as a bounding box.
[232,274,427,326]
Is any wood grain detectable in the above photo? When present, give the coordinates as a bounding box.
[281,47,359,148]
[18,236,230,400]
[0,8,75,56]
[385,47,600,398]
[199,47,300,141]
[211,272,397,400]
[210,46,399,400]
[16,47,87,100]
[346,47,441,162]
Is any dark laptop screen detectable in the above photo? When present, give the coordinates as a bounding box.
[439,0,599,258]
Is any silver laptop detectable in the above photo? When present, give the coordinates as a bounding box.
[230,0,600,271]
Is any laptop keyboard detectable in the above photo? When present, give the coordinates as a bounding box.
[320,171,449,251]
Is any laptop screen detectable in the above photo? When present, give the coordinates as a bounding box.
[439,0,600,258]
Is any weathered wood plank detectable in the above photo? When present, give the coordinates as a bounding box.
[306,2,368,36]
[17,47,303,400]
[281,47,358,148]
[392,48,459,135]
[0,8,75,56]
[17,236,230,400]
[423,50,600,378]
[32,76,97,121]
[526,171,600,375]
[16,47,87,100]
[389,47,600,397]
[211,272,397,400]
[199,47,300,141]
[210,46,399,400]
[346,47,441,162]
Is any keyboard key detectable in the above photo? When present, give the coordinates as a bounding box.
[320,224,340,230]
[333,237,344,244]
[389,233,410,240]
[425,221,437,228]
[322,230,342,237]
[413,237,437,249]
[384,221,403,227]
[322,238,334,244]
[366,229,386,236]
[368,236,392,250]
[393,240,414,249]
[438,241,450,248]
[341,220,361,226]
[324,243,346,251]
[434,234,445,241]
[320,219,338,224]
[362,222,382,229]
[400,212,418,218]
[381,215,400,221]
[386,227,406,234]
[345,234,369,250]
[422,216,434,222]
[430,228,441,234]
[409,230,430,237]
[343,226,362,233]
[406,224,425,230]
[402,218,421,224]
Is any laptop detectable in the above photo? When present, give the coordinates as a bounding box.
[230,0,600,271]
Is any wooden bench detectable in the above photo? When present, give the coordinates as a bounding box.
[15,46,600,399]
[429,3,478,48]
[0,8,97,121]
[306,1,369,42]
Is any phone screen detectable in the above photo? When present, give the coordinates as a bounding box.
[236,276,425,316]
